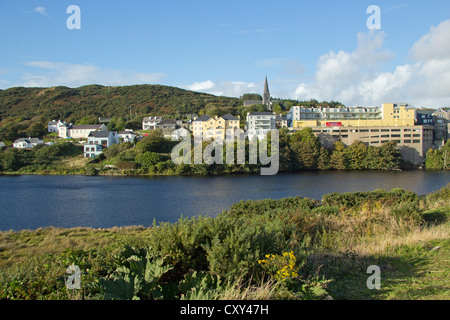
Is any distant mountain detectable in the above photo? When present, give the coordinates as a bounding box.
[0,84,241,122]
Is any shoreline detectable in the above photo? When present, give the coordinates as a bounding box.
[1,167,441,178]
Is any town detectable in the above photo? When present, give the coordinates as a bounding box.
[2,78,449,168]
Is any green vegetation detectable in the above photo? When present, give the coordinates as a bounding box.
[0,141,85,174]
[0,127,409,175]
[0,184,449,300]
[425,140,450,170]
[0,85,240,123]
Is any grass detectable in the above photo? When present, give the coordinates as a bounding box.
[0,226,152,266]
[320,206,450,300]
[0,189,449,300]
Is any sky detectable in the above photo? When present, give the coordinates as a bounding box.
[1,0,450,108]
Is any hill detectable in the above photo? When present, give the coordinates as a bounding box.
[0,84,241,122]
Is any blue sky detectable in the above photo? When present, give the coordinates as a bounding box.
[1,1,450,108]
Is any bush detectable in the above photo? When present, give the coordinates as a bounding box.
[115,161,136,170]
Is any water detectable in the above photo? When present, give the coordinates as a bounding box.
[0,170,449,231]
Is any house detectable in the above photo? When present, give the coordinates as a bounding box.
[47,120,66,133]
[59,124,107,139]
[246,112,277,140]
[192,114,240,141]
[142,116,163,130]
[83,131,116,158]
[276,115,288,128]
[171,128,191,141]
[155,119,177,131]
[13,137,44,149]
[415,110,434,126]
[117,130,136,143]
[432,108,450,145]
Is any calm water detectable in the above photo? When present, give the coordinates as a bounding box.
[0,171,449,231]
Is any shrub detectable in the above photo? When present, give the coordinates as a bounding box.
[115,161,136,170]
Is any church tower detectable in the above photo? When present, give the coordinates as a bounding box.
[262,76,271,110]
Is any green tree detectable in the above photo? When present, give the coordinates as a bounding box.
[425,149,442,169]
[345,141,368,170]
[76,116,99,125]
[317,147,330,170]
[329,151,347,170]
[107,116,126,132]
[136,129,169,154]
[135,151,161,169]
[379,141,401,170]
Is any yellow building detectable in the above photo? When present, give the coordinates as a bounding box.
[290,103,416,128]
[192,114,240,140]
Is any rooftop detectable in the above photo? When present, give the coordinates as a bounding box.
[222,114,239,121]
[71,124,104,130]
[88,131,112,138]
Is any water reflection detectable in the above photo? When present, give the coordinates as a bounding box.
[0,171,448,230]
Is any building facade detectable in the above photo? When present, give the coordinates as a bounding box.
[58,124,108,139]
[83,131,116,158]
[13,138,44,149]
[246,112,277,140]
[142,116,163,130]
[287,103,421,128]
[117,130,136,143]
[432,108,450,146]
[192,114,240,140]
[47,120,66,133]
[308,125,434,165]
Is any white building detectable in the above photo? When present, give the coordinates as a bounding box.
[117,130,136,143]
[83,131,116,158]
[47,120,66,133]
[59,124,108,139]
[13,138,44,149]
[142,116,163,130]
[246,112,277,140]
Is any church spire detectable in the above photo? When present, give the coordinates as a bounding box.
[263,75,271,110]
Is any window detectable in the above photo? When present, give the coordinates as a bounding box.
[413,140,420,144]
[404,140,412,144]
[404,134,411,137]
[413,134,420,137]
[391,134,401,138]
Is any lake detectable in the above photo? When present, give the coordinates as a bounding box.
[0,170,449,231]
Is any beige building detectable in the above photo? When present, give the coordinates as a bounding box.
[58,124,108,139]
[192,114,240,140]
[308,125,434,165]
[289,103,418,128]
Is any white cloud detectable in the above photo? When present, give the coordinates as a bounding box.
[291,21,450,107]
[410,20,450,61]
[34,7,47,15]
[21,61,165,87]
[187,80,215,91]
[185,80,257,97]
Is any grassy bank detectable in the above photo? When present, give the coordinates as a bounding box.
[0,185,449,300]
